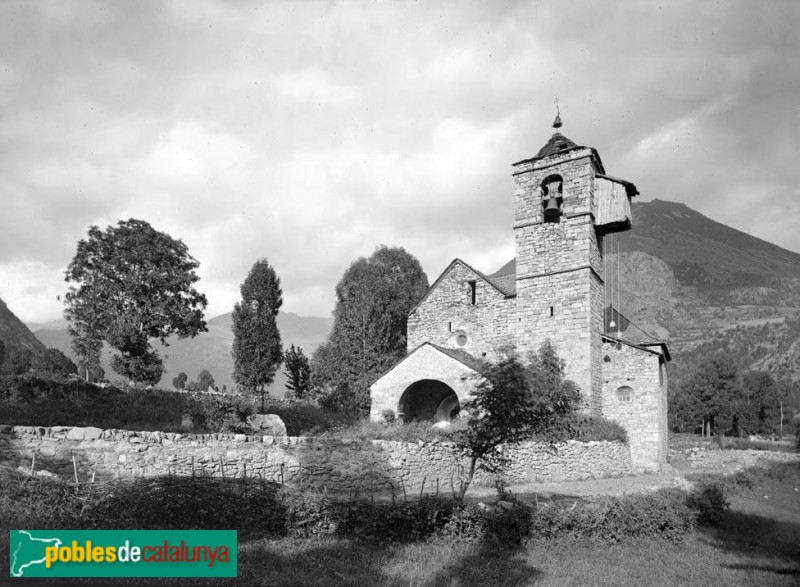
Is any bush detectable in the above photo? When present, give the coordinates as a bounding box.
[262,402,355,436]
[685,483,729,526]
[572,416,628,443]
[190,394,254,433]
[279,487,337,538]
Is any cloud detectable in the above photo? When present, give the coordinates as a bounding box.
[1,0,799,325]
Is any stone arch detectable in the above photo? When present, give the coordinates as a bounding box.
[398,379,460,423]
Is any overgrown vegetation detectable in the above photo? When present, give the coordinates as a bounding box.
[0,464,743,550]
[0,374,352,435]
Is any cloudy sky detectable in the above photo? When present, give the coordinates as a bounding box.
[2,0,799,325]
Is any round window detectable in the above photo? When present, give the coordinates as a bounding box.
[456,334,468,346]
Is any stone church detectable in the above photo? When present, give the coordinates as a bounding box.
[370,117,669,471]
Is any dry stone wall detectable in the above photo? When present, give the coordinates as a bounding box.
[0,425,632,494]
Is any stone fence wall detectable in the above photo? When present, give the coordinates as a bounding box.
[0,425,632,494]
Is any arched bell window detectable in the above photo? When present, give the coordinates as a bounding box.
[616,385,632,402]
[541,175,563,223]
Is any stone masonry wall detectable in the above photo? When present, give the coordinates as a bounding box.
[0,425,632,494]
[407,261,514,362]
[601,342,667,471]
[512,149,606,410]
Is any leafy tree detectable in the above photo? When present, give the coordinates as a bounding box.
[32,348,78,378]
[4,346,34,375]
[312,246,428,415]
[683,356,740,436]
[64,219,207,386]
[454,341,581,500]
[0,339,4,369]
[172,372,188,390]
[69,320,104,382]
[283,344,312,399]
[197,369,215,391]
[232,258,283,410]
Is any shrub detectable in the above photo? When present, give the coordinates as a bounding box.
[190,394,254,433]
[529,489,696,543]
[572,416,628,443]
[262,402,355,436]
[685,483,729,526]
[279,487,337,538]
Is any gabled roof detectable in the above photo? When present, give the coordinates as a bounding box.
[428,343,489,374]
[487,258,516,296]
[410,258,515,314]
[370,341,487,387]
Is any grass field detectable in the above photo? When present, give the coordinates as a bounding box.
[224,467,800,587]
[2,462,797,586]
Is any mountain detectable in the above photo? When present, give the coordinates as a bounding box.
[33,311,333,396]
[607,199,800,381]
[0,297,46,356]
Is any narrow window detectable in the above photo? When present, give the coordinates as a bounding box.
[448,321,452,332]
[468,280,476,305]
[548,306,554,317]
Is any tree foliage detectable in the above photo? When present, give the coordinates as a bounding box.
[64,219,207,385]
[32,348,78,379]
[283,345,312,400]
[670,353,793,437]
[196,369,215,391]
[3,346,34,376]
[172,372,188,391]
[312,246,428,415]
[454,341,581,499]
[232,259,283,406]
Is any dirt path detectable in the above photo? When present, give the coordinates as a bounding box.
[463,449,800,503]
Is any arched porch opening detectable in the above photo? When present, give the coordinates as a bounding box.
[398,379,460,423]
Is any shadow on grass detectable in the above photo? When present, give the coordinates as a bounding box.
[698,510,800,577]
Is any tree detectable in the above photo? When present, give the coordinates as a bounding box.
[32,348,78,378]
[4,346,34,376]
[283,345,312,399]
[312,246,428,415]
[0,339,5,369]
[197,369,215,391]
[232,258,283,410]
[69,319,104,382]
[64,219,207,386]
[683,356,740,436]
[454,341,581,500]
[172,372,188,390]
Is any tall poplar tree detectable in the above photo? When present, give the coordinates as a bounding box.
[312,246,428,415]
[231,258,283,410]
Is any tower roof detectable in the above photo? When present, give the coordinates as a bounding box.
[534,132,579,159]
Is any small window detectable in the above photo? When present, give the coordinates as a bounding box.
[456,334,468,346]
[548,306,554,317]
[467,280,476,305]
[603,355,611,363]
[616,385,632,402]
[448,321,452,332]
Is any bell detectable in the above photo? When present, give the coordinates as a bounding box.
[544,196,561,218]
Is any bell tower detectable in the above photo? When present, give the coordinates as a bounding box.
[512,115,637,412]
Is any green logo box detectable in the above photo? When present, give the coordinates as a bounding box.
[9,530,237,578]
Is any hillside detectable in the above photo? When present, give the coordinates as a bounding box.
[607,199,800,381]
[0,297,46,355]
[33,311,333,396]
